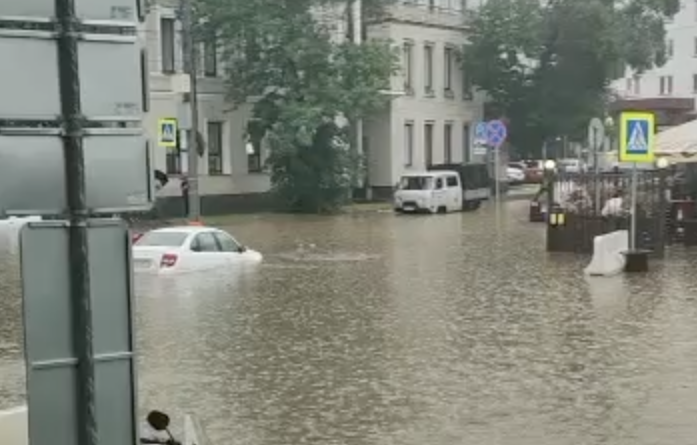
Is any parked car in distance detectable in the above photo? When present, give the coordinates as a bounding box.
[132,226,262,274]
[506,165,526,184]
[522,160,544,183]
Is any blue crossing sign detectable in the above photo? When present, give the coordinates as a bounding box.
[486,120,507,147]
[619,112,654,163]
[158,118,178,148]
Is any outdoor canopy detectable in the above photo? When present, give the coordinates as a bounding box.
[655,119,697,163]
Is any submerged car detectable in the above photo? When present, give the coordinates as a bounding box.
[132,226,262,274]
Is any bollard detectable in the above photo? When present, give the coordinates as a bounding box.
[623,250,649,272]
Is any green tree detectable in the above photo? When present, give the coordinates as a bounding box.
[196,0,398,212]
[462,0,678,157]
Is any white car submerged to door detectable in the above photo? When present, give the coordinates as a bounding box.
[132,226,262,274]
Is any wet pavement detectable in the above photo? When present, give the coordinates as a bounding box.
[3,200,697,444]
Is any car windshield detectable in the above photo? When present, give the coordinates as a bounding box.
[399,176,433,190]
[135,231,189,247]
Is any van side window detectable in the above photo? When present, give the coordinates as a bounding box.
[446,176,458,187]
[435,178,443,189]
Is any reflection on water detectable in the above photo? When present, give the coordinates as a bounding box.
[2,202,697,444]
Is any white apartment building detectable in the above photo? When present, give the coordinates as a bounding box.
[365,0,485,196]
[142,0,483,205]
[611,1,697,127]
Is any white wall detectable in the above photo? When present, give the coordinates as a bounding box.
[612,3,697,103]
[0,407,28,445]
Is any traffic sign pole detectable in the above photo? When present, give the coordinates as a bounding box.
[619,111,655,252]
[486,120,507,203]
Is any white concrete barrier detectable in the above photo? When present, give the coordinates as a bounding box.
[0,406,28,445]
[584,230,628,277]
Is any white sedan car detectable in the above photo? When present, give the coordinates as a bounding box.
[132,226,262,274]
[506,166,525,184]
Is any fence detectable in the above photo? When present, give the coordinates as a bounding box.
[545,169,669,256]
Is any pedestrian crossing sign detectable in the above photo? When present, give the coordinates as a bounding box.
[158,118,178,148]
[619,111,654,163]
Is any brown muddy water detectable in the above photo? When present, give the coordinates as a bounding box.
[2,200,697,445]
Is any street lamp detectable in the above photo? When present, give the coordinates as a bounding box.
[604,116,615,152]
[544,159,556,170]
[656,157,669,169]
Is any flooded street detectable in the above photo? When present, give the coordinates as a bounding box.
[3,201,697,444]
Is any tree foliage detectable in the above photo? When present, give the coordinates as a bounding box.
[462,0,679,157]
[196,0,398,212]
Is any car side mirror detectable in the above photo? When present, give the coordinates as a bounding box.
[238,245,247,253]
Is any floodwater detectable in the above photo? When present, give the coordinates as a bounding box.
[3,200,697,445]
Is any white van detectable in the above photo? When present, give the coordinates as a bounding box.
[394,171,463,213]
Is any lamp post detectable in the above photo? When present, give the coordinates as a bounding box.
[604,115,615,155]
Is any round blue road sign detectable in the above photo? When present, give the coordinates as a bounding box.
[486,120,507,146]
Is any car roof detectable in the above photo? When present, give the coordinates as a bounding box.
[401,171,457,177]
[148,226,219,235]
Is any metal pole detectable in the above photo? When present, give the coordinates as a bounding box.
[494,143,500,201]
[56,0,97,443]
[593,141,600,214]
[630,162,638,250]
[181,0,201,221]
[353,0,370,199]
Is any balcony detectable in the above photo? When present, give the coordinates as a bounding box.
[378,2,473,30]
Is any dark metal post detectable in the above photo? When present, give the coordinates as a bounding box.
[657,166,669,256]
[545,166,555,252]
[56,0,97,444]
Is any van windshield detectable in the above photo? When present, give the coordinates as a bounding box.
[399,176,433,190]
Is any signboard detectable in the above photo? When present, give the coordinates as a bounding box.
[486,120,507,147]
[474,122,488,145]
[0,0,139,21]
[587,117,605,151]
[158,118,178,148]
[20,220,138,445]
[0,32,142,120]
[0,133,154,215]
[619,111,654,163]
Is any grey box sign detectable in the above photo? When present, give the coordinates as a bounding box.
[0,37,142,119]
[0,134,154,215]
[0,0,138,21]
[20,220,138,445]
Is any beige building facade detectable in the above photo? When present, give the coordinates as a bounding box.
[141,0,484,205]
[365,1,485,195]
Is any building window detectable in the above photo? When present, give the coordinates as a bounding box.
[166,129,185,175]
[633,75,641,95]
[403,41,414,94]
[203,35,218,77]
[404,122,414,167]
[463,123,471,163]
[693,36,697,56]
[160,17,175,73]
[693,74,697,93]
[424,44,434,95]
[247,143,262,172]
[444,46,454,96]
[444,122,453,163]
[659,75,673,95]
[667,39,673,58]
[206,122,224,175]
[462,68,473,100]
[424,122,434,167]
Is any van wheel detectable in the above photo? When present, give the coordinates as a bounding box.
[437,206,447,214]
[470,201,482,210]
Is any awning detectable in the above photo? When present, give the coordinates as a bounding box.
[655,119,697,163]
